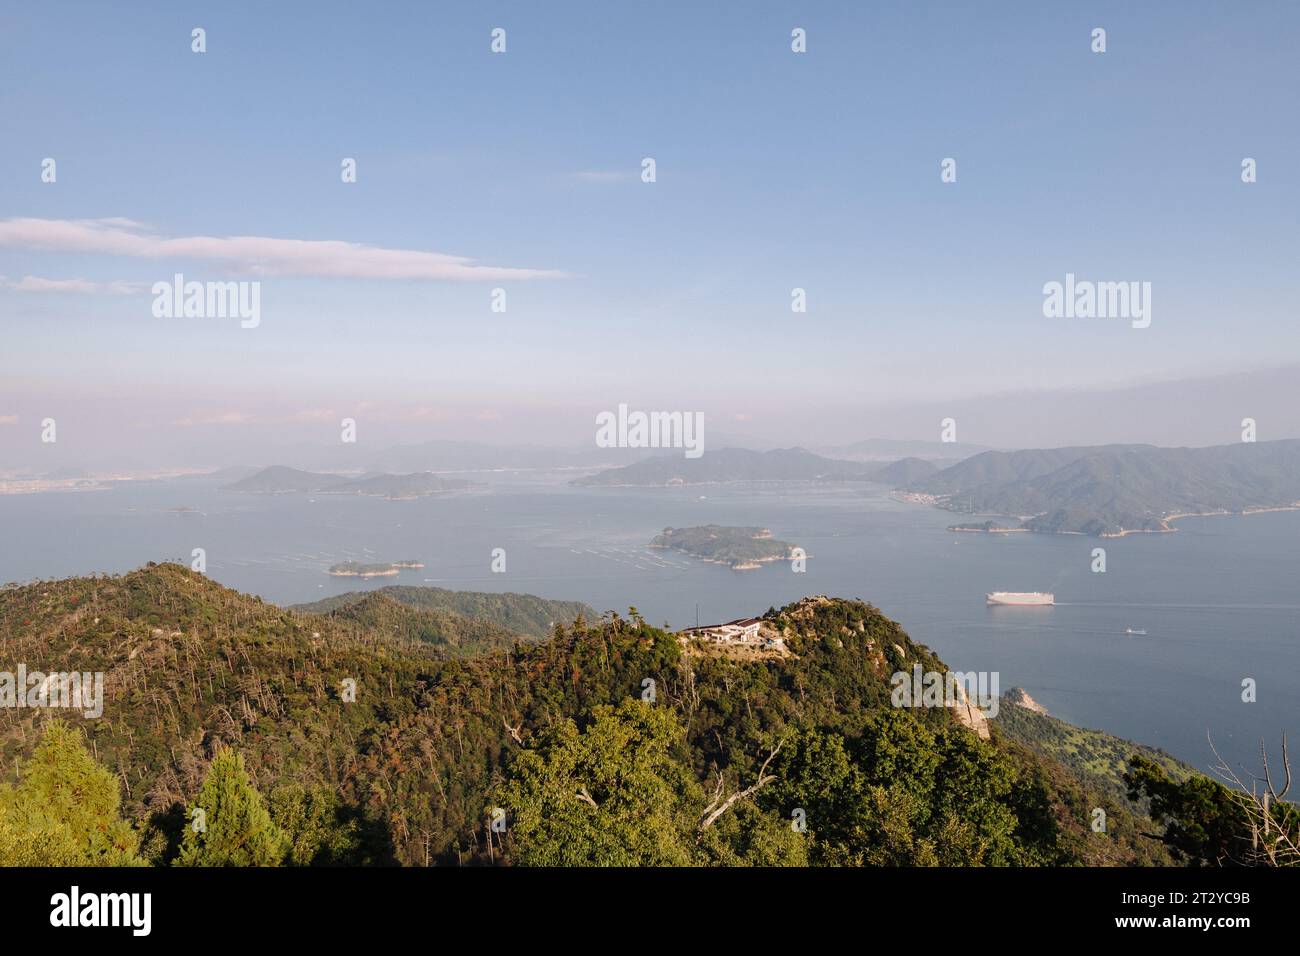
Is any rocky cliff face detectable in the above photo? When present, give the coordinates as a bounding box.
[950,681,991,739]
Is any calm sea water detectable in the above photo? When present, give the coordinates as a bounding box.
[2,472,1297,778]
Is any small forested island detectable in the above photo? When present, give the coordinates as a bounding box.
[650,525,797,570]
[948,520,1024,533]
[328,561,420,578]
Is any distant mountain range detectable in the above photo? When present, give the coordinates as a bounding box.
[904,440,1300,536]
[222,466,479,498]
[570,440,1300,537]
[203,438,978,483]
[815,438,991,462]
[572,447,900,486]
[364,440,677,473]
[870,456,939,486]
[571,447,947,488]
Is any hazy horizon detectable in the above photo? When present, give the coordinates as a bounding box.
[3,362,1299,472]
[4,1,1299,475]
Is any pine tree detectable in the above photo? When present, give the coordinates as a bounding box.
[177,748,288,866]
[0,719,144,866]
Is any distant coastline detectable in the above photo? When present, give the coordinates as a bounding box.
[932,504,1300,539]
[1101,504,1300,537]
[896,440,1300,537]
[947,520,1028,534]
[328,560,424,578]
[226,466,481,499]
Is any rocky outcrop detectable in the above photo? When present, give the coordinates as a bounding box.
[949,681,991,740]
[1004,687,1048,715]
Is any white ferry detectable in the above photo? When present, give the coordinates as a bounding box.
[986,591,1054,606]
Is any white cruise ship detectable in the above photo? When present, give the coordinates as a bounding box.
[986,591,1054,606]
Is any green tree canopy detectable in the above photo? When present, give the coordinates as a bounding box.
[269,783,365,866]
[765,712,1027,866]
[499,699,702,865]
[177,748,288,867]
[499,699,807,866]
[1124,754,1300,866]
[0,719,144,866]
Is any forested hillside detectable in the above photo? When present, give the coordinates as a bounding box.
[0,565,1216,866]
[293,585,594,639]
[993,691,1196,804]
[312,593,535,659]
[908,440,1300,536]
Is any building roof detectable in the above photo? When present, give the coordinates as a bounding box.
[680,617,763,635]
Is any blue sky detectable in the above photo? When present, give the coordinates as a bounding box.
[1,1,1298,458]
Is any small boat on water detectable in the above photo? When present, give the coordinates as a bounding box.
[1124,627,1147,635]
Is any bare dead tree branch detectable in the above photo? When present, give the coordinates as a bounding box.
[502,717,523,745]
[700,771,726,820]
[698,738,784,832]
[1207,731,1300,867]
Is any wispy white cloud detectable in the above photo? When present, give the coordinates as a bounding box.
[0,218,567,281]
[2,274,145,295]
[0,415,18,426]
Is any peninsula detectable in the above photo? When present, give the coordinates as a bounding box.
[900,439,1300,537]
